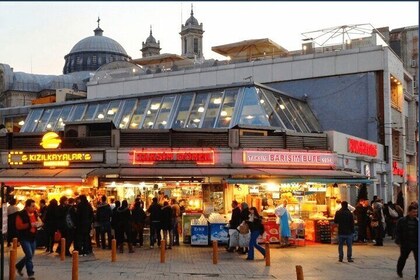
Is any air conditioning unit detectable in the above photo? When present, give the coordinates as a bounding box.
[64,125,88,138]
[411,59,417,68]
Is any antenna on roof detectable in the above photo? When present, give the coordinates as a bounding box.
[180,2,183,24]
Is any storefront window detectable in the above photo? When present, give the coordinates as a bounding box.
[172,93,194,128]
[117,99,137,129]
[44,107,63,131]
[215,89,238,128]
[238,87,270,126]
[186,93,209,128]
[142,97,162,129]
[154,95,176,129]
[202,91,223,128]
[129,99,149,129]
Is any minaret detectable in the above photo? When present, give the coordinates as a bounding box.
[180,4,204,59]
[141,26,161,57]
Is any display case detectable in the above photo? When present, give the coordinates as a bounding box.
[182,212,202,244]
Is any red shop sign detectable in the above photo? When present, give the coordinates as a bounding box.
[392,162,404,176]
[348,138,378,157]
[131,149,215,165]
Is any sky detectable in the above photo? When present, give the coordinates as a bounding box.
[0,1,418,75]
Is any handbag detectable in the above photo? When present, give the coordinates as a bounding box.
[370,220,379,228]
[54,230,62,242]
[238,222,250,234]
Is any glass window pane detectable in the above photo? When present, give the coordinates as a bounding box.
[272,95,295,131]
[257,88,284,128]
[238,87,270,126]
[129,99,149,129]
[280,97,304,132]
[216,89,238,128]
[142,97,163,129]
[22,109,43,132]
[54,106,73,131]
[106,100,122,122]
[45,108,63,131]
[83,103,98,120]
[34,108,53,132]
[202,91,223,128]
[93,102,110,120]
[118,99,137,129]
[172,93,194,128]
[291,99,322,132]
[286,99,310,132]
[154,95,176,129]
[186,93,209,128]
[69,104,87,121]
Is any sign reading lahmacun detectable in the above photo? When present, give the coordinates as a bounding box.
[243,151,337,167]
[8,151,104,167]
[347,138,378,157]
[132,149,215,165]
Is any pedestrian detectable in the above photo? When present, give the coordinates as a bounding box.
[238,202,250,254]
[333,201,354,262]
[7,198,20,247]
[161,201,173,249]
[55,196,69,254]
[274,200,293,247]
[371,201,385,246]
[75,195,94,256]
[354,199,369,243]
[170,198,181,246]
[44,199,59,253]
[395,205,418,279]
[227,200,241,252]
[147,197,162,248]
[111,200,120,240]
[96,195,112,249]
[245,207,265,260]
[116,200,134,253]
[15,199,42,280]
[131,200,146,247]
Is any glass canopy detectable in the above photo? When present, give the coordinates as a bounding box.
[20,84,321,133]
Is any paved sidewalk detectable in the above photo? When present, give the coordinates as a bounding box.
[2,237,416,280]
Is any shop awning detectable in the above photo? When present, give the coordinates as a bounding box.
[89,167,371,184]
[0,168,96,185]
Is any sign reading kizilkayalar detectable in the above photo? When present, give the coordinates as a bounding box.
[243,150,337,167]
[8,151,104,167]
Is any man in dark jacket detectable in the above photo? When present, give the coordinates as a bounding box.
[354,199,369,243]
[395,205,418,278]
[334,201,354,262]
[75,195,94,256]
[227,200,241,252]
[96,195,112,249]
[147,197,162,248]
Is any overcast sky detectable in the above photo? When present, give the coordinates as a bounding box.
[0,1,418,75]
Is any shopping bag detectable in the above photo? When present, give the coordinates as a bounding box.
[239,232,250,248]
[229,229,239,247]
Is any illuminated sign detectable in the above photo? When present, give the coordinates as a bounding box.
[8,151,103,167]
[348,138,377,157]
[392,162,404,176]
[132,149,215,165]
[40,132,62,149]
[243,151,337,167]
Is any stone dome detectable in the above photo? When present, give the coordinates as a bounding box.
[185,9,199,26]
[63,19,131,74]
[146,30,157,44]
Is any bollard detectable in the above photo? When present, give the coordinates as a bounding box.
[60,238,66,261]
[265,242,270,266]
[160,240,166,263]
[111,239,117,262]
[212,240,218,264]
[72,251,79,280]
[12,237,18,250]
[296,265,304,280]
[9,249,17,280]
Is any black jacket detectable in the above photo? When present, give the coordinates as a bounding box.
[131,206,146,224]
[229,207,241,229]
[334,207,354,235]
[147,203,162,222]
[395,216,418,248]
[160,205,172,230]
[96,202,112,224]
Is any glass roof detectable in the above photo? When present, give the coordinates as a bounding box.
[20,84,321,133]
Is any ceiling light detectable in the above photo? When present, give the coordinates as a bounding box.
[147,122,154,126]
[220,111,227,116]
[98,113,104,119]
[151,104,160,110]
[107,109,115,115]
[260,99,265,104]
[46,124,52,129]
[246,115,254,119]
[198,107,205,113]
[162,121,167,125]
[147,110,151,115]
[213,98,221,104]
[123,117,129,123]
[193,118,200,123]
[18,121,25,126]
[279,104,286,110]
[131,123,137,127]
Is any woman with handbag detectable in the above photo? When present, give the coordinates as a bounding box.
[245,207,265,260]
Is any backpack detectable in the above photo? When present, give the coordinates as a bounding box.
[66,208,75,229]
